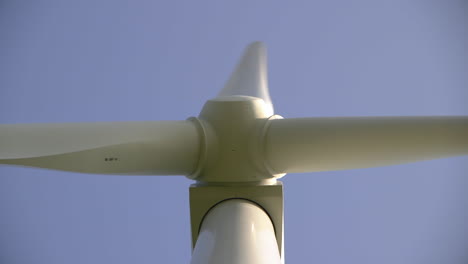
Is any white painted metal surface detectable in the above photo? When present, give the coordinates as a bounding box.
[190,199,281,264]
[191,96,283,183]
[188,183,284,257]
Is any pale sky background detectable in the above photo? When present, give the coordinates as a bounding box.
[0,1,467,263]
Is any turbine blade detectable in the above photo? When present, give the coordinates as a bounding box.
[0,121,199,175]
[264,116,468,174]
[218,41,274,115]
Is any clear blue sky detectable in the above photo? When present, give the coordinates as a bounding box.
[1,1,467,263]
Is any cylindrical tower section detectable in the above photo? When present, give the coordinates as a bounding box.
[190,199,281,264]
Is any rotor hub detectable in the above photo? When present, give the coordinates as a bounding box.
[187,96,284,184]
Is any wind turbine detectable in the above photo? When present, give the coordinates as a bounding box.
[1,42,467,264]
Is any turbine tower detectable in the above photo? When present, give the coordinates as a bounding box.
[1,42,467,264]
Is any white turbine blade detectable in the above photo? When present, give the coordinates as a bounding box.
[0,121,199,175]
[264,116,468,174]
[218,41,274,115]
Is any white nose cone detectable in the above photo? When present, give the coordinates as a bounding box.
[218,42,274,116]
